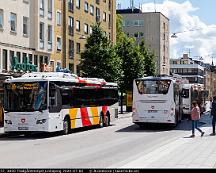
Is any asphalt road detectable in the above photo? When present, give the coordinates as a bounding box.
[0,113,196,168]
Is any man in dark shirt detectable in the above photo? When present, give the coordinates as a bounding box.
[210,96,216,135]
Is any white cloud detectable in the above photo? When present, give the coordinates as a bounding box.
[141,0,216,64]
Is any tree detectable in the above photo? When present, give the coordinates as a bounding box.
[139,40,156,76]
[79,24,121,82]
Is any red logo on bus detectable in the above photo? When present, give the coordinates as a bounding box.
[21,118,26,123]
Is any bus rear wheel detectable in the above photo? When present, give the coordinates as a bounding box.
[63,118,70,135]
[99,114,104,128]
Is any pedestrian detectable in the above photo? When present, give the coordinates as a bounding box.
[210,96,216,136]
[190,101,205,137]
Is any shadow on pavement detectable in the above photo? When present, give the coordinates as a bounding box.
[0,125,104,141]
[116,117,209,133]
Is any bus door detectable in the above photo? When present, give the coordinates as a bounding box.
[49,82,62,113]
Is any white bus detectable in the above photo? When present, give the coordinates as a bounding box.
[3,72,118,135]
[132,76,182,127]
[181,83,206,116]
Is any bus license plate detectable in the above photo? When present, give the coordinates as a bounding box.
[148,110,157,113]
[18,127,29,130]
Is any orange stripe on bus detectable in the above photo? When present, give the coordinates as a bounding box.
[69,108,78,129]
[90,107,99,125]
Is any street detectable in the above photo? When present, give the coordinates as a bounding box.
[0,112,203,168]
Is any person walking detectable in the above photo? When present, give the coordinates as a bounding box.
[210,96,216,136]
[190,101,205,137]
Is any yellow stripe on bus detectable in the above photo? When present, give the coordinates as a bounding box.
[90,107,99,125]
[69,108,78,129]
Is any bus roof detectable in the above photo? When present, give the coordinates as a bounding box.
[136,76,174,81]
[4,72,118,87]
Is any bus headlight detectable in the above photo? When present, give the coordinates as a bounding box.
[5,120,12,125]
[36,119,47,124]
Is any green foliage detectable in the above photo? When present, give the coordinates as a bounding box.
[139,39,156,76]
[79,24,121,82]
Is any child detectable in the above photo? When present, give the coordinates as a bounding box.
[191,101,205,137]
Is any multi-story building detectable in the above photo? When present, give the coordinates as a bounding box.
[117,8,169,75]
[0,0,54,73]
[170,54,205,84]
[0,0,32,72]
[51,0,116,74]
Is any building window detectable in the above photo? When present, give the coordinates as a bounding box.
[40,0,44,17]
[84,23,88,34]
[69,40,74,59]
[39,22,44,49]
[68,16,74,36]
[103,12,106,22]
[48,0,53,19]
[10,13,17,32]
[0,9,3,29]
[96,0,100,5]
[96,7,100,23]
[48,25,52,50]
[108,0,111,11]
[57,11,61,26]
[89,26,93,34]
[17,52,21,63]
[90,5,94,15]
[84,2,88,12]
[22,53,27,63]
[76,43,80,54]
[76,0,80,9]
[108,14,111,28]
[34,55,38,66]
[68,0,74,12]
[23,16,28,36]
[23,0,29,4]
[57,37,62,51]
[3,49,8,71]
[29,54,33,64]
[10,51,15,68]
[76,20,80,31]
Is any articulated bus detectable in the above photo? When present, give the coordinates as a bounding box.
[3,72,118,135]
[132,76,182,127]
[181,83,206,116]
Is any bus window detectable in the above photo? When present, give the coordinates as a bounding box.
[136,80,171,94]
[181,89,189,98]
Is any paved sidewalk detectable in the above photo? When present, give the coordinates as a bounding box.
[121,113,216,168]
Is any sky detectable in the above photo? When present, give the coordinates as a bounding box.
[116,0,216,64]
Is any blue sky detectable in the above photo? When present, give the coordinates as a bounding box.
[117,0,216,25]
[116,0,216,63]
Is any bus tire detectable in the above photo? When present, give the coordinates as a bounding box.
[99,113,104,128]
[105,111,110,127]
[63,117,70,135]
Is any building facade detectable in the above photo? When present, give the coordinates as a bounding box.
[170,54,205,85]
[1,0,116,74]
[51,0,116,74]
[117,9,170,75]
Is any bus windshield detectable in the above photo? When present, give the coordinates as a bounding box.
[181,89,189,98]
[4,81,47,112]
[135,79,171,94]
